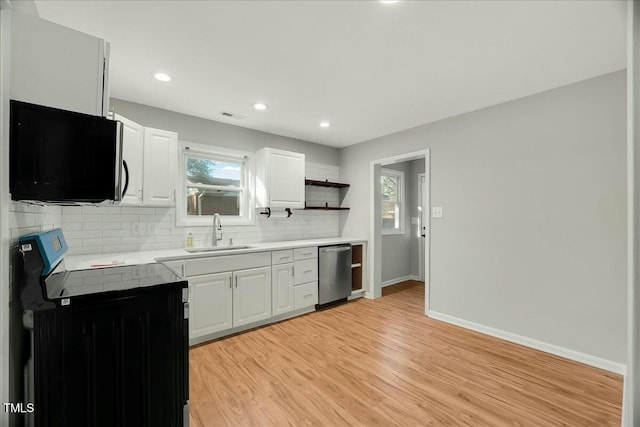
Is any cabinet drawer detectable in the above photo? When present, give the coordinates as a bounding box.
[272,250,294,265]
[294,282,318,310]
[294,258,318,285]
[184,252,271,277]
[294,246,317,261]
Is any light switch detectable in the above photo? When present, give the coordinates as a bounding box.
[432,207,444,218]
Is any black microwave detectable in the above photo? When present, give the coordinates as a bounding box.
[10,100,126,204]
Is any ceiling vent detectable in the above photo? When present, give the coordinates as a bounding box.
[220,111,247,120]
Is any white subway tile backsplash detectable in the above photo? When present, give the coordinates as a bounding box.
[56,162,343,254]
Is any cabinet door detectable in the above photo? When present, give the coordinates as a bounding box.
[11,12,108,116]
[143,127,178,206]
[268,150,305,208]
[233,267,272,327]
[116,115,144,206]
[272,263,294,316]
[189,272,233,338]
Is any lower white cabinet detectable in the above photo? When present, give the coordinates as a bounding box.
[272,263,294,316]
[294,281,318,310]
[233,267,272,327]
[188,267,272,339]
[189,272,233,338]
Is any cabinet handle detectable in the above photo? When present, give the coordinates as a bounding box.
[229,278,232,289]
[304,293,313,298]
[235,275,238,288]
[304,269,313,273]
[279,256,289,260]
[303,252,313,256]
[292,266,295,276]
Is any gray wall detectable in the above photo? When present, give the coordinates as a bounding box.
[110,99,339,165]
[340,71,627,364]
[381,159,424,283]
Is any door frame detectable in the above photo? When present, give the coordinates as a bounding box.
[369,149,431,315]
[418,172,426,282]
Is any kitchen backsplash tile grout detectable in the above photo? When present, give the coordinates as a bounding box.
[54,162,343,255]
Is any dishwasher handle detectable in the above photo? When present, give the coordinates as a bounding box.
[320,246,351,253]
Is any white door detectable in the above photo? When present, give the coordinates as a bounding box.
[233,267,272,327]
[189,272,233,338]
[268,150,305,208]
[142,127,178,206]
[418,173,427,282]
[116,115,144,206]
[272,263,294,316]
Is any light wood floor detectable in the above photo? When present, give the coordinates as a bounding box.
[189,281,623,426]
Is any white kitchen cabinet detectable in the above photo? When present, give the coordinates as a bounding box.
[116,114,144,206]
[113,117,178,207]
[189,272,233,338]
[255,148,305,209]
[294,246,318,309]
[233,267,272,327]
[11,11,110,116]
[143,127,178,206]
[272,263,294,316]
[294,282,318,310]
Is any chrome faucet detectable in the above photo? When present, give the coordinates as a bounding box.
[212,213,223,247]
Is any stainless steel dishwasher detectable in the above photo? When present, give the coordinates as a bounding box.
[318,244,352,308]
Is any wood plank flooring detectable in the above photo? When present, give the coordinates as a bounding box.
[189,280,623,426]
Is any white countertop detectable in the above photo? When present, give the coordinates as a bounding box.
[64,237,367,271]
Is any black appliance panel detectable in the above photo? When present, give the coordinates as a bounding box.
[10,100,121,203]
[33,284,188,427]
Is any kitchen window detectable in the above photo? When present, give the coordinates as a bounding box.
[381,168,404,235]
[177,142,254,226]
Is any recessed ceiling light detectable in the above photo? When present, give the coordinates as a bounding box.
[252,103,269,111]
[153,72,172,82]
[319,121,331,128]
[380,0,399,4]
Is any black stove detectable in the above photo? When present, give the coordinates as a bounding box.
[15,228,189,427]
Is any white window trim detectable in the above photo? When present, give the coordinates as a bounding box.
[381,167,405,235]
[176,141,255,227]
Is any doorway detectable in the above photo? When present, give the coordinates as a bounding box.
[369,149,430,315]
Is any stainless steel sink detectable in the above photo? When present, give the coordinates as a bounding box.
[185,245,251,253]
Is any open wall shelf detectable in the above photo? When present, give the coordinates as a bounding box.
[305,179,350,189]
[304,178,350,210]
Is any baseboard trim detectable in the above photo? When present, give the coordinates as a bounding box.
[428,310,627,375]
[381,275,421,288]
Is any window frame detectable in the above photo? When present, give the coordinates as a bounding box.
[176,141,255,227]
[380,167,405,235]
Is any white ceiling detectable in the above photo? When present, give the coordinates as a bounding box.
[35,0,627,148]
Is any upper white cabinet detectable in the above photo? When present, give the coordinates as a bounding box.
[11,12,110,116]
[116,115,144,206]
[143,127,178,206]
[115,116,178,207]
[255,148,305,209]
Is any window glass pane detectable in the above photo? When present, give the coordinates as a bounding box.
[187,188,241,216]
[186,157,242,187]
[381,201,400,230]
[381,175,398,202]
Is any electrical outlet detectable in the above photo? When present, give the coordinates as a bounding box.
[432,207,444,218]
